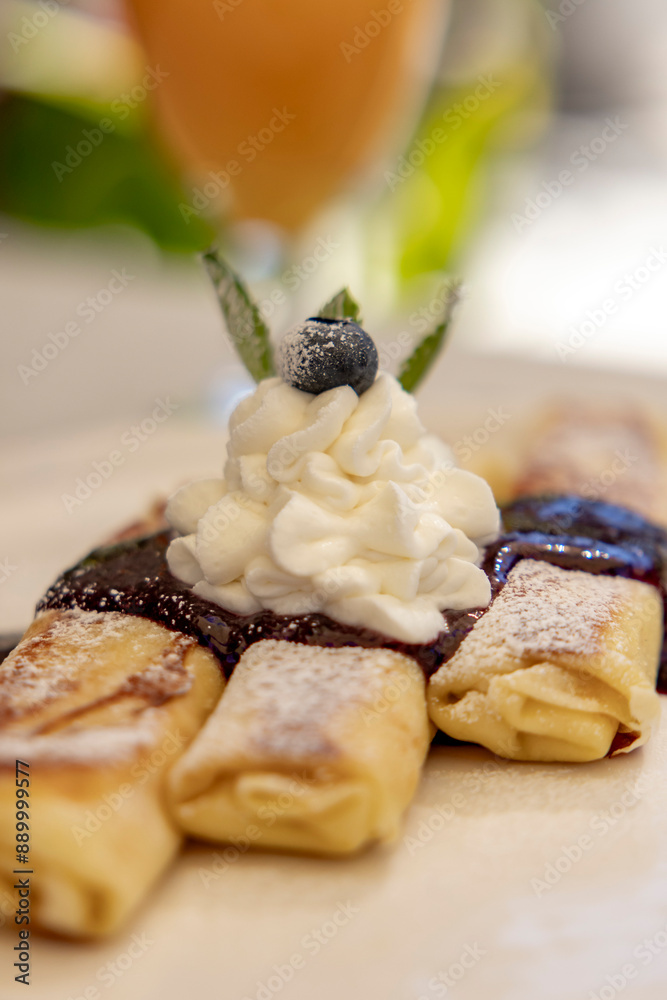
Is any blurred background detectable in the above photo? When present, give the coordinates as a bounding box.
[2,0,667,626]
[4,0,667,433]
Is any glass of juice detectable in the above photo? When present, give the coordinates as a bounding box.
[124,0,448,230]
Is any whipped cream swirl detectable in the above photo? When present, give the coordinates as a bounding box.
[166,374,499,644]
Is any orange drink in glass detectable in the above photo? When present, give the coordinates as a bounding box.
[124,0,447,229]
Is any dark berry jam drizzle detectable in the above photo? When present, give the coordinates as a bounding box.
[486,495,667,693]
[38,531,483,678]
[38,494,667,691]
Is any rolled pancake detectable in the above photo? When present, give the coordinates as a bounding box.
[168,640,431,855]
[467,401,667,524]
[512,404,667,525]
[0,609,224,938]
[428,560,662,762]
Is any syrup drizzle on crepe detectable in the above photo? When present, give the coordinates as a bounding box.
[38,530,481,677]
[37,494,667,693]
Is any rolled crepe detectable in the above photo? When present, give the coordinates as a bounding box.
[469,401,667,525]
[515,404,667,520]
[168,640,431,855]
[0,609,224,938]
[427,560,662,762]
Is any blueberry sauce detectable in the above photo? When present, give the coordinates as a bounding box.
[38,531,481,678]
[37,495,667,691]
[484,495,667,692]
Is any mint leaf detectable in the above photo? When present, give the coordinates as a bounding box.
[398,280,462,393]
[317,287,362,323]
[202,248,274,382]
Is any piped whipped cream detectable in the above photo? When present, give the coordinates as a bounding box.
[166,373,499,644]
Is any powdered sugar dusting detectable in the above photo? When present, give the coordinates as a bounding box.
[226,639,417,757]
[277,322,366,391]
[0,726,157,768]
[0,610,128,722]
[116,636,194,706]
[454,560,621,665]
[0,609,197,764]
[278,326,337,386]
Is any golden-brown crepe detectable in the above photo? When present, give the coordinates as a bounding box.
[0,609,223,938]
[168,639,431,855]
[427,560,662,762]
[468,401,667,526]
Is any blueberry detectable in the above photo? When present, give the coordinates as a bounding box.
[277,318,379,395]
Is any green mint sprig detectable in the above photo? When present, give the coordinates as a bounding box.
[316,287,362,323]
[202,247,275,382]
[397,279,462,393]
[203,247,460,394]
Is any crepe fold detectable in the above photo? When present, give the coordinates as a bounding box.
[0,609,224,938]
[168,640,431,855]
[427,560,662,762]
